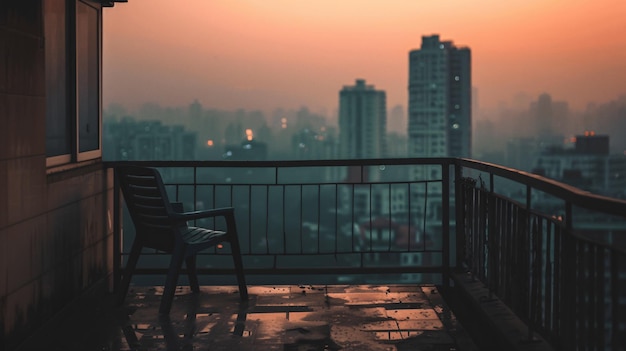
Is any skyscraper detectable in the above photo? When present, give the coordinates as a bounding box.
[339,79,387,159]
[338,79,387,217]
[408,35,471,159]
[407,35,471,232]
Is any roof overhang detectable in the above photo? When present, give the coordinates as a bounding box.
[101,0,128,7]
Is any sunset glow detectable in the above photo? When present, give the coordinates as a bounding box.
[103,0,626,114]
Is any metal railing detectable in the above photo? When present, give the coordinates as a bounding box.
[107,158,456,282]
[456,159,626,350]
[105,158,626,350]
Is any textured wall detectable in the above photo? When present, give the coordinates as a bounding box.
[0,1,113,349]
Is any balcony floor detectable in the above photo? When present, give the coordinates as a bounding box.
[16,284,479,351]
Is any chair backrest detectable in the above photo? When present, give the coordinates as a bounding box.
[116,166,177,251]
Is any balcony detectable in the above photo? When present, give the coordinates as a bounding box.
[15,158,626,350]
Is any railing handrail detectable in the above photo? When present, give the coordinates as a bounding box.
[103,157,456,168]
[105,158,626,218]
[456,158,626,218]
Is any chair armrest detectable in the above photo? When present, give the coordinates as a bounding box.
[171,202,184,213]
[170,207,235,223]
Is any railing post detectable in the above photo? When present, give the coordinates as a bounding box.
[442,162,450,286]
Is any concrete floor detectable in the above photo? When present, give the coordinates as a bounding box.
[16,285,478,351]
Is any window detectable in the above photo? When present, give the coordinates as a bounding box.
[45,0,102,167]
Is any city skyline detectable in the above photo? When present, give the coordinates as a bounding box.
[103,0,626,115]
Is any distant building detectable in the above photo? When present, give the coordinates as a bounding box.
[408,34,471,159]
[533,133,626,197]
[388,104,406,135]
[292,127,337,161]
[104,118,196,161]
[386,132,408,158]
[338,79,387,160]
[407,34,471,231]
[506,137,540,171]
[337,79,387,220]
[530,93,569,149]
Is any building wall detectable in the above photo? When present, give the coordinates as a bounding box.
[338,79,387,160]
[1,1,113,348]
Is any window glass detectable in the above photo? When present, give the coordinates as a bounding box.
[45,0,71,158]
[77,1,100,154]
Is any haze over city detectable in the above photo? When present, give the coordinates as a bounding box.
[103,0,626,115]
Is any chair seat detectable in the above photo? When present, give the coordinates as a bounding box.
[181,226,227,245]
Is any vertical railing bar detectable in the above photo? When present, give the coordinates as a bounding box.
[562,227,575,350]
[565,201,574,349]
[471,180,476,278]
[351,183,355,252]
[455,163,464,270]
[505,201,514,303]
[360,164,363,183]
[596,247,605,350]
[472,185,479,280]
[478,186,486,282]
[265,184,270,255]
[334,183,339,256]
[489,172,495,297]
[388,182,392,252]
[300,184,304,254]
[283,183,287,255]
[487,178,496,299]
[610,250,619,350]
[112,168,121,292]
[525,184,533,341]
[531,217,546,336]
[588,243,597,350]
[442,163,450,284]
[576,241,585,347]
[545,220,553,336]
[407,182,412,253]
[495,197,502,297]
[193,166,197,211]
[247,184,256,254]
[491,196,499,296]
[212,182,218,251]
[369,183,373,253]
[317,184,321,254]
[553,223,562,345]
[422,182,428,252]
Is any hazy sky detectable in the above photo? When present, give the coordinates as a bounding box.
[103,0,626,115]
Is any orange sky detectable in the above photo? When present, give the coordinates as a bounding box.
[103,0,626,115]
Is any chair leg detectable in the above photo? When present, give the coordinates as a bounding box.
[117,240,142,305]
[160,246,186,315]
[186,256,200,293]
[227,218,248,301]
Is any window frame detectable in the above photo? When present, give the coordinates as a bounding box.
[46,0,102,168]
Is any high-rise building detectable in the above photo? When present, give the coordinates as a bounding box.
[408,34,471,159]
[338,79,387,218]
[407,35,471,233]
[338,79,387,159]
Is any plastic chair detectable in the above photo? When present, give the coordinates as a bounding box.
[115,165,248,315]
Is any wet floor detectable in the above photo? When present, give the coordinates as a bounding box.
[17,285,477,351]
